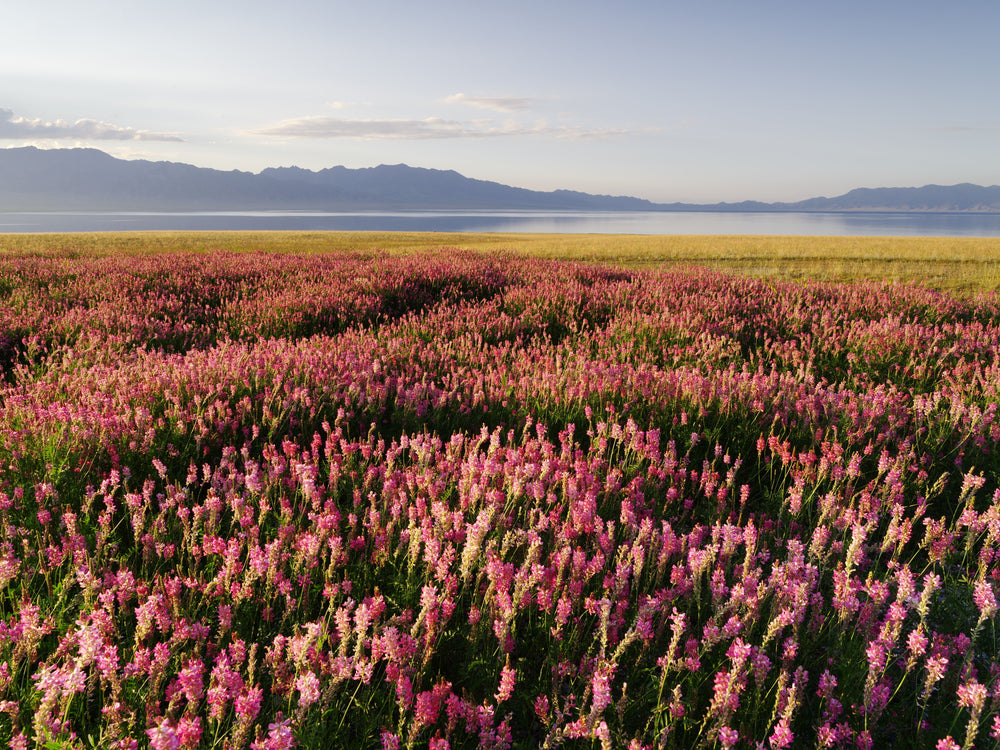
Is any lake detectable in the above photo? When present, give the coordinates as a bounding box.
[1,210,1000,236]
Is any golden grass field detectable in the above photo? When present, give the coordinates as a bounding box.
[3,231,1000,291]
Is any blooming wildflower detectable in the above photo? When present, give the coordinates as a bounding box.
[925,656,948,685]
[973,579,997,621]
[495,663,516,703]
[956,680,987,712]
[906,628,928,659]
[237,685,264,721]
[176,717,202,749]
[769,718,793,749]
[178,658,205,703]
[936,737,960,750]
[147,720,180,750]
[817,670,837,699]
[595,720,611,749]
[718,726,738,748]
[296,671,321,709]
[414,681,451,727]
[534,694,551,721]
[591,665,613,714]
[251,715,295,750]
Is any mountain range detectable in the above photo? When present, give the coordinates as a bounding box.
[1,146,998,213]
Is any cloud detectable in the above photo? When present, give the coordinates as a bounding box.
[0,107,183,142]
[440,93,539,112]
[253,116,624,141]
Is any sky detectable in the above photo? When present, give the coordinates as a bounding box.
[1,0,998,204]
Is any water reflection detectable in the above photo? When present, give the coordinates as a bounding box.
[1,210,999,236]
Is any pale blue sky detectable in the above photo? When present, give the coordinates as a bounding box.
[2,0,997,202]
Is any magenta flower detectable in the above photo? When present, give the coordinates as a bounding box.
[495,663,516,703]
[769,717,793,749]
[250,715,296,750]
[718,726,739,748]
[295,671,321,709]
[146,719,180,750]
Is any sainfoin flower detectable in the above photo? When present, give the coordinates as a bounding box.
[6,247,1000,749]
[147,719,180,750]
[251,715,295,750]
[295,671,321,709]
[495,663,516,703]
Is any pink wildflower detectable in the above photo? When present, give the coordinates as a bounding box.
[906,628,928,659]
[769,717,793,749]
[177,658,205,703]
[718,726,738,748]
[495,663,516,703]
[534,694,551,721]
[236,685,263,721]
[936,737,960,750]
[956,680,987,712]
[176,717,202,749]
[591,665,613,714]
[973,579,997,621]
[414,681,451,728]
[251,715,296,750]
[147,719,180,750]
[296,671,321,709]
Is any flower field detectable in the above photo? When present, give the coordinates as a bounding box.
[0,244,998,749]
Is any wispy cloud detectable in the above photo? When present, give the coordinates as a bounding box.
[440,93,539,112]
[0,107,183,142]
[253,116,624,141]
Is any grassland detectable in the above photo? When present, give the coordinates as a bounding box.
[2,231,1000,290]
[1,231,1000,748]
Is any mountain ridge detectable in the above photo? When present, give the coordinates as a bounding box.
[1,147,998,213]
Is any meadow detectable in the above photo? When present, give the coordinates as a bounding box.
[0,232,999,749]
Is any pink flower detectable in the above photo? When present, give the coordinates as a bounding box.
[495,663,516,703]
[296,671,321,709]
[956,680,987,712]
[973,579,997,621]
[925,656,948,684]
[534,694,550,721]
[769,718,793,749]
[147,719,180,750]
[251,715,296,750]
[591,665,613,714]
[236,685,264,721]
[177,658,205,703]
[935,737,960,750]
[906,628,928,659]
[718,726,739,748]
[414,681,451,728]
[176,717,202,749]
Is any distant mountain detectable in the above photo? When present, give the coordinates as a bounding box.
[782,184,1000,212]
[0,147,660,211]
[1,147,998,213]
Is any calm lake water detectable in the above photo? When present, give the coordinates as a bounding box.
[1,210,1000,236]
